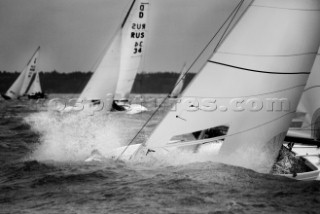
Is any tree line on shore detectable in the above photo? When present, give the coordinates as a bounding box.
[0,71,195,94]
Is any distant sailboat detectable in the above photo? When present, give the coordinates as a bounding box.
[169,63,188,98]
[27,71,46,99]
[286,47,320,142]
[1,46,40,100]
[78,0,149,113]
[282,47,320,180]
[115,0,320,175]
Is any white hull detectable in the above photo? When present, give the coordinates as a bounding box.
[125,104,148,114]
[280,156,320,180]
[279,144,320,180]
[56,102,148,115]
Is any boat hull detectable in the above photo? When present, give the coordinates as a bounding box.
[1,94,11,100]
[280,157,320,180]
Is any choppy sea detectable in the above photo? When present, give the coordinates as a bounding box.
[1,94,320,214]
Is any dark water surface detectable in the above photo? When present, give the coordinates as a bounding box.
[1,95,320,214]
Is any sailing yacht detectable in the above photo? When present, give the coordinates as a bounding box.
[77,0,149,114]
[287,47,320,142]
[1,47,41,100]
[112,0,320,180]
[282,47,320,180]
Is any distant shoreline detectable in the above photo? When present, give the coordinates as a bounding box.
[0,71,195,94]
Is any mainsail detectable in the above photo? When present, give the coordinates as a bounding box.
[78,31,121,110]
[78,0,149,111]
[287,47,320,141]
[132,0,320,171]
[298,48,320,139]
[2,47,40,99]
[114,0,149,102]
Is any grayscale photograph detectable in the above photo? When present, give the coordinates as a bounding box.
[0,0,320,213]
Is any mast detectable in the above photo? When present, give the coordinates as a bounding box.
[169,63,187,98]
[133,0,320,171]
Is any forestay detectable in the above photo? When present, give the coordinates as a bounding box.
[169,63,187,98]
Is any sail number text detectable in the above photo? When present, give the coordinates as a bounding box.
[131,3,147,54]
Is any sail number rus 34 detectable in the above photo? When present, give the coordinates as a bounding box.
[131,3,146,54]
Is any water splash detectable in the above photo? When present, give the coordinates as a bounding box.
[24,111,122,162]
[127,142,223,169]
[24,106,279,174]
[126,140,279,174]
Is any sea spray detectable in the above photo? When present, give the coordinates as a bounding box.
[24,107,280,173]
[128,142,223,168]
[128,140,280,174]
[24,111,122,162]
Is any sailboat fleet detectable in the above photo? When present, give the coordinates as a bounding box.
[2,0,320,180]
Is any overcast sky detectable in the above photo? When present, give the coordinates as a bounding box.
[0,0,241,73]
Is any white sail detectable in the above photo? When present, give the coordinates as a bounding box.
[170,63,187,98]
[133,0,320,171]
[3,47,40,99]
[26,71,42,95]
[78,31,122,110]
[289,47,320,139]
[3,68,27,99]
[78,0,149,111]
[114,0,149,102]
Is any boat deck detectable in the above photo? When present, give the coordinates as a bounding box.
[287,144,320,180]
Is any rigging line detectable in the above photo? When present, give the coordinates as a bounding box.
[209,60,311,75]
[115,0,246,161]
[26,48,41,94]
[181,84,306,99]
[251,5,320,12]
[25,73,36,95]
[138,0,150,115]
[170,62,187,97]
[121,0,136,28]
[170,0,246,92]
[22,48,39,95]
[290,125,312,129]
[218,111,298,144]
[155,111,296,150]
[118,0,246,160]
[212,0,245,55]
[25,46,40,67]
[304,85,320,92]
[216,51,319,57]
